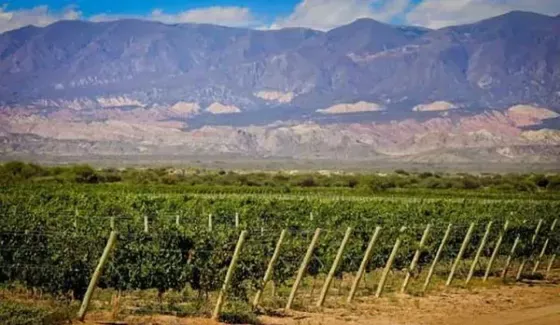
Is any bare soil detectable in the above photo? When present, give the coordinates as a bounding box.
[263,284,560,325]
[80,282,560,325]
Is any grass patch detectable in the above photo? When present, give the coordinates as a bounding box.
[0,299,74,325]
[220,300,260,324]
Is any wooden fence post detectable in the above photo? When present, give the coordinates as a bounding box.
[235,212,239,228]
[532,219,557,274]
[252,229,287,308]
[77,231,118,321]
[212,230,247,321]
[545,254,556,279]
[143,215,149,233]
[208,214,213,232]
[401,224,431,293]
[446,222,475,286]
[516,219,543,280]
[501,234,520,280]
[484,220,509,282]
[347,226,382,303]
[376,226,406,298]
[466,221,493,285]
[175,215,180,226]
[317,227,353,307]
[422,223,452,293]
[285,228,321,311]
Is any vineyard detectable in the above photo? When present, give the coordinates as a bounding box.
[1,183,560,323]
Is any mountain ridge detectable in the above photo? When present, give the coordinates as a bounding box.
[1,10,558,109]
[1,11,560,164]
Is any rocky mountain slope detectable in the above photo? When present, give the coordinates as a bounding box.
[1,11,560,163]
[2,10,560,111]
[2,103,559,163]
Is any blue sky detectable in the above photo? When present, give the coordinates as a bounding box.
[7,0,303,18]
[1,0,560,33]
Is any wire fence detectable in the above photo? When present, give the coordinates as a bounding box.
[0,215,558,320]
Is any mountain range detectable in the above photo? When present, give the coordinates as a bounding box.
[1,10,560,166]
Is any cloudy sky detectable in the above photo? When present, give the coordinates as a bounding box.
[1,0,559,33]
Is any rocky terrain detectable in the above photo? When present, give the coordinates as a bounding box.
[0,11,559,164]
[1,103,559,163]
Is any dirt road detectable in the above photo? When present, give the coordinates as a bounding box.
[465,304,560,325]
[81,282,560,325]
[261,284,560,325]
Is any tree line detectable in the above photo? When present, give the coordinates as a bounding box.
[1,161,560,192]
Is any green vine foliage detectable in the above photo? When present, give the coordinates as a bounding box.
[1,185,559,302]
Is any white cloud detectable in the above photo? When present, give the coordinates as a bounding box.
[406,0,560,29]
[0,5,82,33]
[1,5,256,33]
[2,1,559,34]
[271,0,411,31]
[150,7,256,27]
[92,6,257,27]
[88,13,141,23]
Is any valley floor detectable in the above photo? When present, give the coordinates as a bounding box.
[261,285,560,325]
[3,154,560,173]
[77,277,560,325]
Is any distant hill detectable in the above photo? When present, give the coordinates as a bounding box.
[1,11,560,164]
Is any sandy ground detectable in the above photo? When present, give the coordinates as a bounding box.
[81,281,560,325]
[261,285,560,325]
